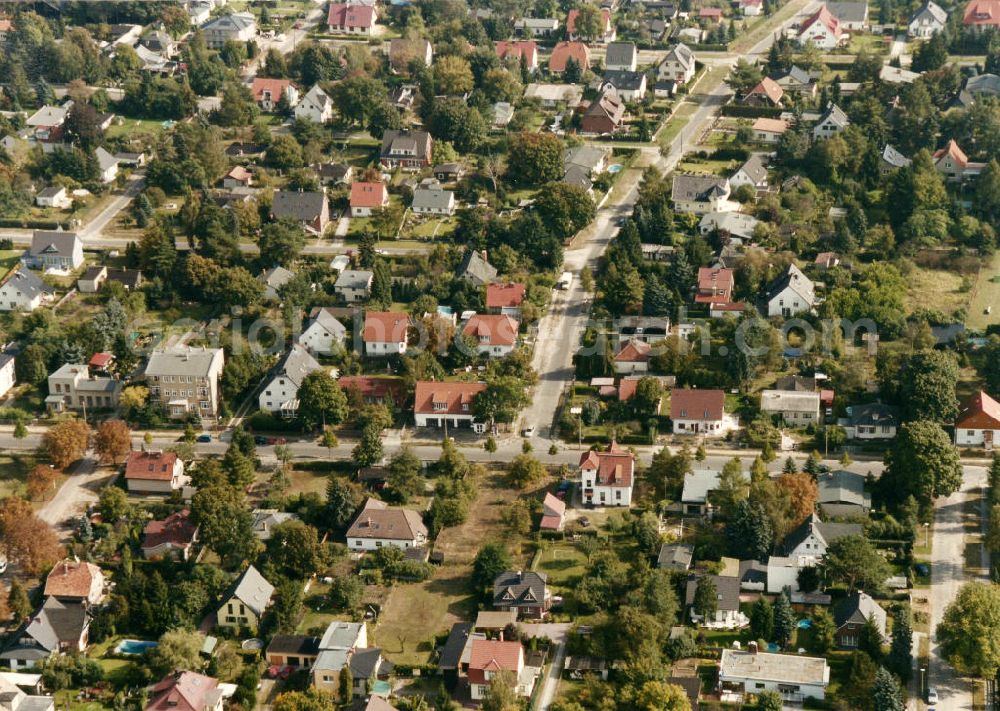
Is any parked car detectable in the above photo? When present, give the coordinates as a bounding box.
[926,689,938,705]
[196,434,212,443]
[521,426,535,437]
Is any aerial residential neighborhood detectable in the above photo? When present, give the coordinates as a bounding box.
[0,0,999,710]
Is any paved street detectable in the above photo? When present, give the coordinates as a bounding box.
[926,465,989,711]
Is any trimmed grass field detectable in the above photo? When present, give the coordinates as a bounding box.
[533,541,589,591]
[905,264,969,318]
[968,252,1000,331]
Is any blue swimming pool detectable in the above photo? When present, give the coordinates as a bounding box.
[115,639,158,655]
[608,163,624,174]
[798,618,812,629]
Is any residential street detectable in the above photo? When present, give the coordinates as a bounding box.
[36,452,116,540]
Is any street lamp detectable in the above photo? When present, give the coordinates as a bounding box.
[924,522,930,547]
[920,667,926,697]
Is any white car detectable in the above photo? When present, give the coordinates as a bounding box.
[521,426,535,437]
[926,688,939,705]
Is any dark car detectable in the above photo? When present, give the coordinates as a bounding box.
[196,434,212,443]
[254,435,268,445]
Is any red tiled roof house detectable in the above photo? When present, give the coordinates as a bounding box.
[413,381,486,430]
[45,559,105,605]
[496,41,539,71]
[955,390,1000,448]
[670,388,737,436]
[613,339,651,374]
[548,41,590,73]
[124,450,188,494]
[363,311,410,356]
[327,3,377,34]
[540,492,566,531]
[350,181,389,217]
[461,314,519,357]
[579,441,635,506]
[250,78,299,111]
[467,640,529,701]
[142,509,199,561]
[486,282,527,317]
[146,672,223,711]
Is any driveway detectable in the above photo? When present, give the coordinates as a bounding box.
[519,623,571,711]
[926,465,988,710]
[37,453,117,540]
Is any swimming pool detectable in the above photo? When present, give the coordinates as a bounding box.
[608,164,624,174]
[115,639,158,655]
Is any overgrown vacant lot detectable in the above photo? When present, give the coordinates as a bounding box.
[373,469,539,665]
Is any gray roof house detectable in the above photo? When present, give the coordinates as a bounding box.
[813,103,849,140]
[0,268,55,312]
[605,41,638,71]
[251,509,300,540]
[334,269,374,302]
[259,266,295,300]
[909,0,947,37]
[817,469,871,518]
[780,513,864,558]
[493,570,551,618]
[841,402,898,440]
[657,543,694,570]
[271,190,331,235]
[762,263,815,317]
[600,70,647,99]
[411,186,456,215]
[827,1,869,26]
[457,250,497,286]
[834,592,886,648]
[729,154,768,190]
[880,144,911,172]
[217,565,274,629]
[681,469,722,516]
[684,574,743,625]
[298,307,349,354]
[26,230,83,270]
[0,597,89,669]
[258,344,323,415]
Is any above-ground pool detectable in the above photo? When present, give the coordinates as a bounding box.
[766,643,780,653]
[798,618,812,629]
[115,639,158,655]
[608,164,624,174]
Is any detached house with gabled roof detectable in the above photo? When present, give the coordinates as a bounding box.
[327,3,377,34]
[581,91,626,134]
[0,268,54,312]
[334,269,374,301]
[146,672,224,711]
[294,85,334,123]
[0,596,90,669]
[658,43,696,84]
[812,102,849,139]
[271,190,330,235]
[671,174,735,215]
[671,388,736,435]
[613,339,652,374]
[548,41,591,73]
[462,314,519,357]
[495,41,539,71]
[605,41,638,71]
[216,565,274,630]
[27,230,83,270]
[124,450,188,494]
[413,380,487,429]
[297,306,347,355]
[963,0,1000,27]
[493,571,551,618]
[349,182,388,217]
[762,263,815,317]
[458,250,498,286]
[363,311,410,355]
[933,139,986,181]
[910,0,948,36]
[45,559,105,605]
[142,509,199,561]
[834,592,886,648]
[468,640,533,701]
[346,498,429,550]
[202,11,256,48]
[486,282,527,317]
[798,5,844,47]
[380,129,432,170]
[250,77,298,111]
[955,390,1000,448]
[579,441,636,506]
[258,344,324,416]
[743,77,784,107]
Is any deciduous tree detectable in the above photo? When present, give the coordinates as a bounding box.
[42,419,91,469]
[297,372,348,430]
[881,420,962,510]
[936,581,1000,677]
[823,535,892,593]
[94,419,132,464]
[0,497,63,575]
[509,453,545,489]
[506,132,564,186]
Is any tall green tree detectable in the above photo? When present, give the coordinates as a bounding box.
[750,597,774,640]
[822,535,892,593]
[871,666,904,711]
[886,608,913,680]
[880,420,963,510]
[773,591,795,647]
[296,372,348,430]
[936,581,1000,678]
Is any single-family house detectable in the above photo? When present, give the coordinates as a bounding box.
[363,311,409,355]
[144,345,225,420]
[751,117,790,144]
[567,7,614,41]
[26,230,83,271]
[95,148,119,184]
[762,263,815,317]
[297,307,348,354]
[719,649,830,703]
[613,339,652,374]
[461,314,518,357]
[780,513,864,561]
[684,574,746,627]
[933,139,986,181]
[671,174,735,215]
[909,0,947,36]
[0,269,54,312]
[271,190,330,235]
[380,129,432,170]
[658,43,696,84]
[657,543,694,570]
[681,469,722,516]
[26,104,70,142]
[349,182,388,217]
[798,5,844,47]
[548,41,591,73]
[0,676,53,710]
[146,672,224,711]
[812,103,850,139]
[413,380,486,430]
[493,571,551,618]
[495,41,539,71]
[605,41,638,71]
[346,498,428,550]
[579,441,635,507]
[327,3,377,34]
[411,185,456,215]
[486,283,527,317]
[671,388,736,435]
[0,597,90,669]
[760,389,821,424]
[389,38,433,70]
[45,363,121,413]
[223,166,253,189]
[743,77,784,107]
[516,17,560,36]
[468,640,532,700]
[540,493,566,532]
[699,212,760,240]
[45,559,105,605]
[955,390,1000,448]
[124,450,188,494]
[457,250,498,286]
[316,163,353,186]
[827,1,870,29]
[338,375,405,408]
[294,85,335,123]
[251,78,299,111]
[614,315,671,344]
[142,509,199,560]
[729,154,769,191]
[581,91,626,134]
[202,12,257,48]
[265,634,320,669]
[216,565,274,630]
[36,186,72,209]
[251,509,300,541]
[841,402,898,439]
[334,269,374,302]
[833,592,886,648]
[258,344,324,416]
[817,469,871,517]
[600,70,647,101]
[741,0,764,15]
[259,266,294,300]
[879,144,911,173]
[524,82,585,106]
[0,350,15,400]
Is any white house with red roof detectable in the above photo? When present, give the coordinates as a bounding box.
[142,509,199,561]
[579,441,635,506]
[486,283,527,317]
[250,78,299,111]
[44,559,105,605]
[462,314,519,357]
[413,381,486,429]
[540,492,567,531]
[349,182,389,217]
[327,3,377,34]
[495,41,539,71]
[933,140,986,181]
[613,339,651,374]
[124,450,188,494]
[671,388,737,436]
[797,6,845,48]
[964,0,1000,27]
[146,672,224,711]
[467,640,532,700]
[363,311,409,355]
[567,7,615,41]
[955,390,1000,448]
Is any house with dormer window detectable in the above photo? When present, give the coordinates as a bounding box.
[413,381,486,429]
[461,314,518,357]
[345,498,428,550]
[493,571,551,618]
[671,388,737,435]
[579,441,635,507]
[379,129,432,170]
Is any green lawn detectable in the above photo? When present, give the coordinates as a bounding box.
[533,541,589,590]
[0,250,21,280]
[657,101,698,147]
[968,251,1000,331]
[106,118,169,139]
